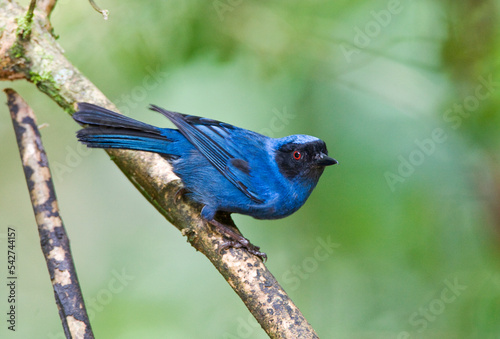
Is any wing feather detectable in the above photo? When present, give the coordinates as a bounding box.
[150,105,264,203]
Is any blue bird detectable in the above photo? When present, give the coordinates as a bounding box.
[73,103,337,260]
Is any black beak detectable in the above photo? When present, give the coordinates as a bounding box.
[316,153,338,166]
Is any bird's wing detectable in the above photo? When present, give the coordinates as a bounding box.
[150,105,264,204]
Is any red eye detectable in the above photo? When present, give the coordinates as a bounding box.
[293,151,302,160]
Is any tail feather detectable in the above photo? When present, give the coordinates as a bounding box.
[74,103,161,135]
[73,103,175,155]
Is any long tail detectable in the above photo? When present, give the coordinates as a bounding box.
[73,103,174,154]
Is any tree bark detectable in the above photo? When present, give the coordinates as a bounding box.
[5,88,94,339]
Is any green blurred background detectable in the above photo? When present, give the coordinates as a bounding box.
[1,0,500,338]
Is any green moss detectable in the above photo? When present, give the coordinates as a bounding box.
[28,70,53,86]
[16,0,36,40]
[9,41,25,59]
[9,12,33,60]
[16,15,32,40]
[27,70,71,113]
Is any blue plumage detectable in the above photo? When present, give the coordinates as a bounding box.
[73,103,337,259]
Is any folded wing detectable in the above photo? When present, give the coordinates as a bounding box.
[150,105,264,204]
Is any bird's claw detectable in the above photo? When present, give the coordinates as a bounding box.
[174,187,189,202]
[219,239,267,262]
[208,218,267,261]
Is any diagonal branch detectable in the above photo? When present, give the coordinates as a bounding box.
[0,2,319,338]
[5,88,94,339]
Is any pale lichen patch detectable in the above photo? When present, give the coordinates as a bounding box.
[54,268,71,286]
[48,246,65,261]
[66,315,86,337]
[36,214,62,232]
[51,200,59,213]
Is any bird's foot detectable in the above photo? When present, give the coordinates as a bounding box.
[219,239,267,262]
[208,219,267,262]
[174,187,189,202]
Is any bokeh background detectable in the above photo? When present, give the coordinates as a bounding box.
[1,0,500,338]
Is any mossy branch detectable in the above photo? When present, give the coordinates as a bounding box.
[0,1,319,338]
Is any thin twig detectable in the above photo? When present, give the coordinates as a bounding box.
[88,0,109,20]
[38,0,58,18]
[0,2,319,338]
[5,88,95,339]
[26,0,37,23]
[16,0,37,39]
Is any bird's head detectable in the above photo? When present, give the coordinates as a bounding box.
[274,135,337,183]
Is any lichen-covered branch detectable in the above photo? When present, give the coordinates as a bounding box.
[5,88,94,339]
[0,1,319,338]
